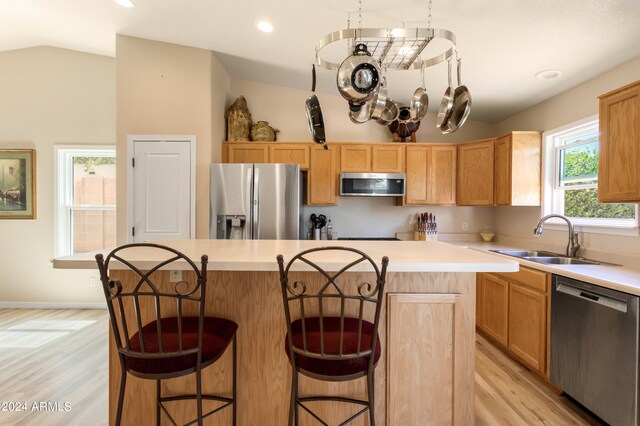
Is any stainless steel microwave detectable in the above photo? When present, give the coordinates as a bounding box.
[339,173,406,197]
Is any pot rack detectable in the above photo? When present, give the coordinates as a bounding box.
[315,27,457,71]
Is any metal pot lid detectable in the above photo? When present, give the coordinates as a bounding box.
[337,43,381,103]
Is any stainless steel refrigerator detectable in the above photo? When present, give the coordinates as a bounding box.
[210,163,301,240]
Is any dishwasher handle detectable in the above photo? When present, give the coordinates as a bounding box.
[556,282,628,313]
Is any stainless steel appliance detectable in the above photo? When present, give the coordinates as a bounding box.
[210,163,301,240]
[551,275,639,425]
[339,172,405,196]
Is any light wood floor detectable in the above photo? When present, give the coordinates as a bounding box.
[0,309,600,425]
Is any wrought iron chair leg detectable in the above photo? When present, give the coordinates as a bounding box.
[288,366,298,426]
[232,335,237,426]
[367,370,375,426]
[156,380,161,426]
[116,367,126,426]
[294,369,299,426]
[196,369,203,426]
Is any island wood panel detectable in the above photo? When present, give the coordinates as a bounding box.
[598,81,640,203]
[108,270,476,426]
[387,293,462,425]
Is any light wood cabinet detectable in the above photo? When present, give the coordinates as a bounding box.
[226,144,268,163]
[477,273,509,347]
[494,132,542,206]
[508,283,547,373]
[372,145,404,172]
[457,139,495,205]
[477,266,551,376]
[598,80,640,203]
[340,144,371,172]
[405,144,456,205]
[307,145,339,205]
[268,144,310,170]
[387,293,464,425]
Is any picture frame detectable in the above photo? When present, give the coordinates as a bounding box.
[0,149,36,219]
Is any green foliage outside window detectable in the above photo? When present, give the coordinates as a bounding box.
[562,145,634,219]
[74,156,116,173]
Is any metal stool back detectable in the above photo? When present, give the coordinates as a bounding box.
[96,243,237,426]
[277,246,389,426]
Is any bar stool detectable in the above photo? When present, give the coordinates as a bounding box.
[277,247,389,426]
[95,243,237,426]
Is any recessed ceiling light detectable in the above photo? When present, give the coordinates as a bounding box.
[114,0,135,7]
[257,21,274,33]
[535,69,562,80]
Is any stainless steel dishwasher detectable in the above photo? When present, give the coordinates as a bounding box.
[551,275,639,426]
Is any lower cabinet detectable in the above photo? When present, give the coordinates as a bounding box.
[477,266,550,376]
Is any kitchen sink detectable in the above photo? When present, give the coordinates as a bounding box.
[489,249,562,258]
[521,256,600,265]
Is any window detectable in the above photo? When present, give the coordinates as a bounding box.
[543,118,638,230]
[55,146,116,256]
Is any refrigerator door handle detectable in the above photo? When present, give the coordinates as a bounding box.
[246,166,253,239]
[252,167,260,239]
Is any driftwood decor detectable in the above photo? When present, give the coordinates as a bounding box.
[227,96,252,141]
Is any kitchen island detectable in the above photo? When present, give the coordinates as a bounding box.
[54,239,518,425]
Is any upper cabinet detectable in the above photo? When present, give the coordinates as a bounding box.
[339,143,404,173]
[598,80,640,203]
[457,139,495,205]
[268,144,310,170]
[227,143,268,163]
[405,144,456,205]
[308,145,340,205]
[494,132,542,206]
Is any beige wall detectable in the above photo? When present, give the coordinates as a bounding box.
[493,56,640,258]
[229,79,496,143]
[116,35,227,243]
[211,54,231,163]
[0,46,115,305]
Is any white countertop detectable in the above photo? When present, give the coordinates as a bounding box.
[53,239,519,273]
[456,240,640,296]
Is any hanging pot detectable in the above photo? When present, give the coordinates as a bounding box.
[349,100,372,124]
[337,43,381,106]
[370,77,388,121]
[410,64,429,120]
[436,58,455,131]
[376,98,399,125]
[441,58,472,134]
[305,64,327,149]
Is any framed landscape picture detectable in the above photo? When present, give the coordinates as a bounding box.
[0,149,36,219]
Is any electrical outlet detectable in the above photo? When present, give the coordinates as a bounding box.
[462,222,469,231]
[170,270,182,283]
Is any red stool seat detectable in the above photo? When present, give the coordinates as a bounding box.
[285,316,381,377]
[125,316,238,376]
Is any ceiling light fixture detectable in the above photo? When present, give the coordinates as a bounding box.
[315,0,470,134]
[535,69,562,80]
[257,21,274,33]
[114,0,135,8]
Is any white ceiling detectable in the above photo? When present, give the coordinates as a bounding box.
[1,0,639,122]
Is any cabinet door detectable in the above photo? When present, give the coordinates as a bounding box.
[405,145,430,205]
[268,144,310,170]
[598,81,640,202]
[494,135,511,205]
[478,273,508,347]
[509,283,546,373]
[372,145,404,172]
[307,145,339,205]
[227,144,268,163]
[387,293,463,425]
[430,145,457,205]
[340,144,371,172]
[457,139,495,205]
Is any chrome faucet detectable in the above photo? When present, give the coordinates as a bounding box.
[533,214,580,257]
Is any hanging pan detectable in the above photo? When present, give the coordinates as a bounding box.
[410,64,428,120]
[441,58,472,134]
[436,58,455,131]
[370,77,388,121]
[305,64,327,149]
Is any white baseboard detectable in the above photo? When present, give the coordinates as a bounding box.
[0,301,107,310]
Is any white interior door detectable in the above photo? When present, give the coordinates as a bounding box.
[130,138,193,242]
